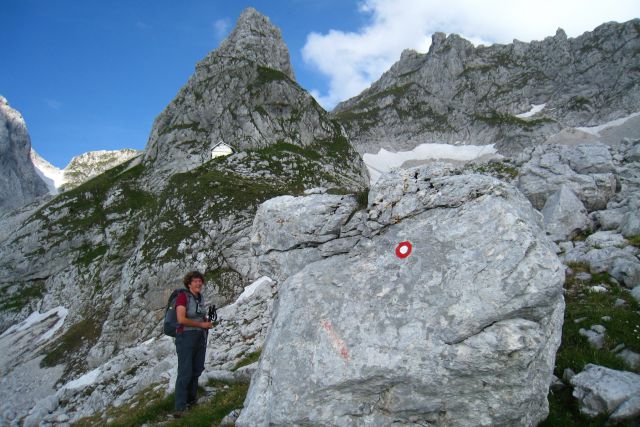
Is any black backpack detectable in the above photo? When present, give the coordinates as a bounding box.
[163,289,186,337]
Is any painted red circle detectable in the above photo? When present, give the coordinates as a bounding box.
[395,241,412,258]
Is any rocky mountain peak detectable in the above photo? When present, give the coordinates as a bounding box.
[203,7,294,80]
[142,7,366,192]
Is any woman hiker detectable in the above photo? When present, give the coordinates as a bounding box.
[174,270,214,416]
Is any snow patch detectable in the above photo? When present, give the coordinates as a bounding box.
[64,368,101,390]
[235,276,274,306]
[363,143,498,183]
[30,149,66,193]
[516,103,546,118]
[0,306,68,342]
[577,111,640,136]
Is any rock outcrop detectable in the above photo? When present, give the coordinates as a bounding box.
[517,143,617,211]
[142,7,367,192]
[333,20,640,156]
[0,96,49,213]
[238,164,565,426]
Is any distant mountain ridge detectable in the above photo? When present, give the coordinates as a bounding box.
[333,19,640,156]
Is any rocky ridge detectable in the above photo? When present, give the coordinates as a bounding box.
[30,148,142,194]
[59,149,141,192]
[0,96,49,213]
[333,20,640,157]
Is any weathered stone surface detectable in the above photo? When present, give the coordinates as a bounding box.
[248,193,362,282]
[0,96,49,213]
[571,364,640,422]
[518,144,617,211]
[620,210,640,237]
[584,231,628,248]
[563,243,640,288]
[541,185,590,241]
[238,165,564,427]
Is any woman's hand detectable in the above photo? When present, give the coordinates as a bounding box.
[201,321,213,329]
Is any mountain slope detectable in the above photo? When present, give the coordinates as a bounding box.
[0,97,49,213]
[333,19,640,156]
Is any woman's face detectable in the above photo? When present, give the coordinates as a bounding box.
[188,277,204,295]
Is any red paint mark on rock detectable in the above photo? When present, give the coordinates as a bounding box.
[322,320,350,361]
[395,241,413,258]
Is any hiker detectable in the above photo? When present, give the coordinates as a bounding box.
[174,270,214,416]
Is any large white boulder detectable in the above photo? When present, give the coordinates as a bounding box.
[238,165,565,427]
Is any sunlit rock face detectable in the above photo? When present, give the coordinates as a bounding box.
[0,96,49,213]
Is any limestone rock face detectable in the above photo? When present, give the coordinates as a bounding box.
[0,96,49,213]
[517,144,617,211]
[238,165,565,427]
[542,185,590,241]
[248,193,364,282]
[333,20,640,156]
[142,7,367,191]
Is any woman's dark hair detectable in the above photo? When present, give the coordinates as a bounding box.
[183,271,205,289]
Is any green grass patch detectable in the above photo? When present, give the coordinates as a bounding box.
[0,281,45,312]
[539,263,640,425]
[468,160,519,181]
[257,141,322,161]
[159,122,207,136]
[626,235,640,248]
[41,318,104,368]
[255,66,290,85]
[73,382,249,427]
[165,383,249,427]
[232,350,262,371]
[555,263,640,375]
[75,244,108,268]
[73,386,174,427]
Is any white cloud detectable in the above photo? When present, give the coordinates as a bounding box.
[302,0,640,109]
[44,98,62,110]
[214,18,231,40]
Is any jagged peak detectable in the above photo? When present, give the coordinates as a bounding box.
[428,32,475,55]
[212,7,295,80]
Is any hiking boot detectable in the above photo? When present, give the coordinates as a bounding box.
[173,411,185,418]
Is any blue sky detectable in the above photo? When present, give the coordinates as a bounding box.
[2,0,638,169]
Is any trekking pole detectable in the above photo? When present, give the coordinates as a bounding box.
[207,305,217,323]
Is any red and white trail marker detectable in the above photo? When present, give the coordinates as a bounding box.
[395,241,412,258]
